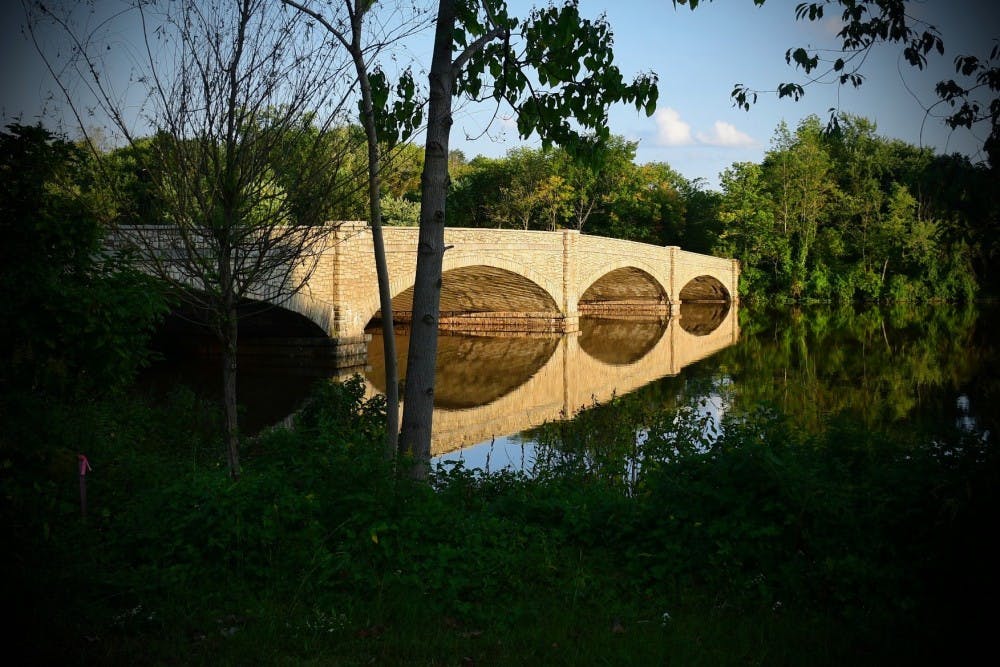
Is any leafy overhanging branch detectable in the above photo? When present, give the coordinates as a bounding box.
[673,0,999,166]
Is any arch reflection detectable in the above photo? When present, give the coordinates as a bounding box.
[579,316,668,365]
[679,302,731,336]
[366,301,740,455]
[141,297,335,434]
[366,330,560,409]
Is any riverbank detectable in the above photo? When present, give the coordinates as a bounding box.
[5,376,997,665]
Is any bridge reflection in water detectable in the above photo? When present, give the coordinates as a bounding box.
[365,301,739,456]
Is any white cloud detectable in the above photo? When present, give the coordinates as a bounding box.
[652,110,754,149]
[654,107,694,146]
[696,121,755,147]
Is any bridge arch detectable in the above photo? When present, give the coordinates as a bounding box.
[153,294,332,356]
[360,258,561,328]
[358,270,431,328]
[439,263,560,313]
[576,258,668,303]
[110,225,739,339]
[678,275,731,302]
[165,290,331,336]
[579,266,668,304]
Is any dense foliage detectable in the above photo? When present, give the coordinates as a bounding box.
[447,137,720,252]
[92,121,424,230]
[715,115,996,302]
[6,367,996,664]
[0,124,167,398]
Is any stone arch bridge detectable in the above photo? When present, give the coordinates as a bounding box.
[115,223,739,347]
[289,223,739,340]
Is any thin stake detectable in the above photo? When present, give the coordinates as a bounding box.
[78,454,92,519]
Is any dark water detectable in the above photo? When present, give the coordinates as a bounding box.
[138,302,998,465]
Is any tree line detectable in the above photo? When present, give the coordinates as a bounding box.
[446,114,998,303]
[715,115,997,302]
[48,107,1000,308]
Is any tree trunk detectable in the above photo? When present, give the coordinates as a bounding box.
[398,0,455,477]
[577,199,595,231]
[221,300,241,481]
[367,143,401,461]
[277,0,402,458]
[351,17,399,459]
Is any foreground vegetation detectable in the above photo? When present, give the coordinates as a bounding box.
[4,374,997,665]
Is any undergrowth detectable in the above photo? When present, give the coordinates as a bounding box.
[3,378,997,665]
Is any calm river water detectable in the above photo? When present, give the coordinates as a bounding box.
[140,301,998,468]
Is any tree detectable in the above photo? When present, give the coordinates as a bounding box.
[761,118,838,297]
[496,147,552,229]
[593,161,685,244]
[714,112,984,302]
[447,155,506,227]
[671,175,721,253]
[398,0,658,475]
[824,116,888,274]
[535,174,574,231]
[279,0,432,459]
[449,148,568,230]
[716,161,783,294]
[28,0,369,479]
[674,0,1000,166]
[555,135,637,232]
[269,122,368,222]
[0,124,167,399]
[449,139,698,243]
[382,142,426,203]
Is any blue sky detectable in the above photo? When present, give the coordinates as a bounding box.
[3,0,996,189]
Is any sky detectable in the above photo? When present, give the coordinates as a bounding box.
[2,0,997,189]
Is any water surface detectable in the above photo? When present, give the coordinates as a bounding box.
[139,302,997,467]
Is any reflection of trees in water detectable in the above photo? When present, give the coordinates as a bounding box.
[143,303,996,448]
[367,331,560,409]
[139,303,337,433]
[679,302,730,336]
[531,303,996,480]
[721,303,991,434]
[578,317,668,365]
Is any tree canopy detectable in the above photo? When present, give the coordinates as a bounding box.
[715,114,988,301]
[0,124,167,399]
